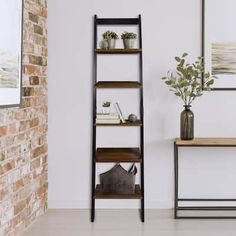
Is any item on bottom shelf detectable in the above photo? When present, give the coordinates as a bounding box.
[114,102,125,123]
[100,163,137,194]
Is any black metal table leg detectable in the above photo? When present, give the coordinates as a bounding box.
[174,142,178,219]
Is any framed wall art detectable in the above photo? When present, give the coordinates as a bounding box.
[202,0,236,90]
[0,0,23,107]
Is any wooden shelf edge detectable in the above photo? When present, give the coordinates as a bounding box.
[96,147,142,163]
[95,48,142,54]
[95,120,142,126]
[95,81,142,89]
[94,184,142,199]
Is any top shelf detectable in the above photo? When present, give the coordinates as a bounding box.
[96,18,139,25]
[95,49,142,54]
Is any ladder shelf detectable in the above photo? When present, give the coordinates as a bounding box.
[91,14,145,222]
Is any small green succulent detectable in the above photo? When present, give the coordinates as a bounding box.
[102,31,118,40]
[121,31,137,39]
[102,101,111,107]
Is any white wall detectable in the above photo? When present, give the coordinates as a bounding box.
[48,0,236,209]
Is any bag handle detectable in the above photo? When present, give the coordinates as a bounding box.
[128,163,137,175]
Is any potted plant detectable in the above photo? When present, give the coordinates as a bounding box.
[102,31,118,49]
[121,31,137,49]
[162,53,215,140]
[102,101,111,114]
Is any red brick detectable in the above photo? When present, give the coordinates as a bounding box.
[34,25,43,35]
[14,179,24,191]
[14,199,27,215]
[29,76,39,85]
[31,158,41,170]
[23,65,38,75]
[28,12,39,23]
[32,145,47,158]
[0,126,7,137]
[28,55,44,66]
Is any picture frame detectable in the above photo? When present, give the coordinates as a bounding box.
[202,0,236,90]
[0,0,23,108]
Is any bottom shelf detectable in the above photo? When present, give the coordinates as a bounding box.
[94,184,142,199]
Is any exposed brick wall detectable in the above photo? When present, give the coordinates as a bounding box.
[0,0,48,235]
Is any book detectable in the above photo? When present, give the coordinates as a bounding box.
[96,119,121,124]
[114,102,125,123]
[96,113,119,119]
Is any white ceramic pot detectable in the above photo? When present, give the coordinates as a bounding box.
[108,39,116,49]
[123,39,135,49]
[100,40,109,49]
[102,107,110,114]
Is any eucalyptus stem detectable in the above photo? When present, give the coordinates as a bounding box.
[162,53,214,106]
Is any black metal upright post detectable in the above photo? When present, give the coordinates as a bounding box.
[138,14,145,223]
[91,14,97,222]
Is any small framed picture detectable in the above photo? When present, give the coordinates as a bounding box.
[202,0,236,90]
[0,0,23,107]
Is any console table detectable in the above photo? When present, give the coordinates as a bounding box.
[174,138,236,219]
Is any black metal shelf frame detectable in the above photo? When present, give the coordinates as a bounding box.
[91,15,145,222]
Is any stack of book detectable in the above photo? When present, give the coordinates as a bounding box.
[96,113,121,124]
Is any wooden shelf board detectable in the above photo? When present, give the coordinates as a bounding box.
[176,138,236,146]
[95,120,142,126]
[95,81,142,89]
[96,148,142,163]
[94,184,142,199]
[95,49,142,54]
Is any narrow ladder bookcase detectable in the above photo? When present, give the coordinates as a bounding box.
[91,15,145,222]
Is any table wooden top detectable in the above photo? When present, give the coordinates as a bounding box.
[175,138,236,146]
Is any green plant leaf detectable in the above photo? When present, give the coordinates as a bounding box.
[179,59,185,67]
[165,81,172,85]
[184,91,191,97]
[206,79,214,86]
[175,57,181,62]
[174,92,181,96]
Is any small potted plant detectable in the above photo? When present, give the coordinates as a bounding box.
[102,101,111,114]
[121,31,137,49]
[162,53,215,140]
[102,31,119,49]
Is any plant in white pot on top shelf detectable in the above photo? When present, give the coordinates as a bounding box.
[162,53,215,140]
[121,31,137,49]
[102,31,119,49]
[102,101,111,114]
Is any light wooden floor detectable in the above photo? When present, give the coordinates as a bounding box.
[22,209,236,236]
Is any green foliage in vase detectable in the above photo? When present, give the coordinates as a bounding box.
[102,31,119,39]
[102,101,111,107]
[121,31,137,39]
[162,53,215,106]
